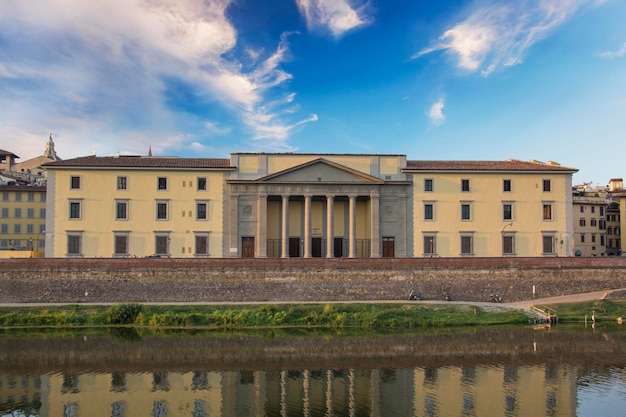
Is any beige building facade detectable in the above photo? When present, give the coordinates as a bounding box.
[0,185,47,257]
[44,153,577,258]
[572,195,607,256]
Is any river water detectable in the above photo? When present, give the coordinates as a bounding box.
[1,325,626,417]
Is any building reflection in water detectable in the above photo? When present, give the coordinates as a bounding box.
[1,363,579,417]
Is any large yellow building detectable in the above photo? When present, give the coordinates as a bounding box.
[44,153,577,258]
[0,184,47,257]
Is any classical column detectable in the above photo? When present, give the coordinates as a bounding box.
[349,195,357,258]
[397,193,407,257]
[326,195,334,258]
[370,192,381,258]
[304,194,312,258]
[257,191,268,258]
[281,195,289,258]
[229,193,239,258]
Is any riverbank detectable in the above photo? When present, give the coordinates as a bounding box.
[2,293,626,329]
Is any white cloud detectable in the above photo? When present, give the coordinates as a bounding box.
[295,0,369,38]
[598,42,626,58]
[415,0,592,76]
[426,99,445,126]
[0,0,315,159]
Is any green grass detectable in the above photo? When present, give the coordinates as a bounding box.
[0,303,531,329]
[542,299,626,323]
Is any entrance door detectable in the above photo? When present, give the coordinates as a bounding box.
[382,237,395,258]
[289,237,300,257]
[312,238,322,257]
[242,237,255,258]
[334,237,343,258]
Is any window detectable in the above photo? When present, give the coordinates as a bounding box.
[196,202,207,220]
[28,192,34,201]
[601,235,605,246]
[423,234,436,256]
[580,234,585,243]
[156,201,168,220]
[460,234,473,255]
[40,208,46,218]
[27,208,34,218]
[461,179,470,192]
[155,235,169,256]
[591,206,595,214]
[502,234,515,255]
[27,224,34,234]
[542,234,555,255]
[14,224,21,234]
[2,192,7,201]
[116,201,128,220]
[15,192,21,201]
[197,177,207,191]
[114,234,129,256]
[14,208,21,218]
[591,219,597,227]
[117,176,127,190]
[67,234,82,255]
[591,234,596,243]
[608,228,613,235]
[1,208,7,218]
[503,203,512,221]
[503,179,511,192]
[461,203,471,220]
[40,193,46,202]
[0,224,7,234]
[542,203,553,220]
[69,201,81,219]
[580,206,584,213]
[39,224,45,233]
[580,218,586,227]
[543,179,551,192]
[70,176,81,189]
[600,220,606,230]
[424,203,434,220]
[600,206,605,216]
[157,177,167,190]
[195,234,209,256]
[424,179,433,192]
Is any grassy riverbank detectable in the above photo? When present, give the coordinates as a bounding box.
[0,303,530,329]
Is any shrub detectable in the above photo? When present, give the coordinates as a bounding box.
[107,303,143,325]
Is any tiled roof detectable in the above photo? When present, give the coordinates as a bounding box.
[404,159,578,172]
[0,149,19,157]
[0,185,46,191]
[43,155,234,169]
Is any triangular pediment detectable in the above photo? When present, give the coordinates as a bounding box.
[257,158,384,184]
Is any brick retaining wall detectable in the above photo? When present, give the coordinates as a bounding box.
[1,257,626,304]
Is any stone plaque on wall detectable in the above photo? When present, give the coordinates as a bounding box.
[383,204,397,221]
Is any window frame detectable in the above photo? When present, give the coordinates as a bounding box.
[157,176,168,191]
[543,179,551,192]
[116,200,129,221]
[460,233,474,256]
[117,176,128,190]
[461,202,472,221]
[461,179,470,192]
[114,233,130,257]
[154,234,170,256]
[503,202,513,221]
[423,233,437,257]
[542,202,553,221]
[424,202,434,221]
[156,200,169,221]
[70,176,81,190]
[196,201,208,220]
[503,179,511,192]
[502,233,515,255]
[542,233,555,255]
[424,179,434,192]
[67,233,83,257]
[69,200,82,220]
[197,177,207,191]
[195,233,209,256]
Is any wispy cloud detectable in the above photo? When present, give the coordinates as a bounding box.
[598,42,626,58]
[0,0,315,159]
[415,0,592,76]
[426,99,446,126]
[295,0,370,38]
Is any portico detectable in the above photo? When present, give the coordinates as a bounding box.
[224,156,410,259]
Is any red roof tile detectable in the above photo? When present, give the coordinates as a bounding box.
[404,159,577,172]
[43,155,234,169]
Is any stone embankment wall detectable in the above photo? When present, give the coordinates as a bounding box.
[1,257,626,304]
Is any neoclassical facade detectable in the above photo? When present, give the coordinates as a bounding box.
[44,152,577,258]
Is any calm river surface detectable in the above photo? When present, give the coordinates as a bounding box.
[1,325,626,417]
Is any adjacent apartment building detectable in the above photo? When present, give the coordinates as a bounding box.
[0,185,47,255]
[43,153,577,258]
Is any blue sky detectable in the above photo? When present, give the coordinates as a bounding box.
[1,0,625,185]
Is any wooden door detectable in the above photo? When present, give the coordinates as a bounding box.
[289,237,300,257]
[334,237,343,258]
[242,237,255,258]
[312,238,322,257]
[382,237,395,258]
